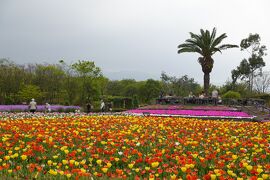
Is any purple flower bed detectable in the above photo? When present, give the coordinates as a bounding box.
[0,105,80,112]
[126,109,252,118]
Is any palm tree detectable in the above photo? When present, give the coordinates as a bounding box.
[177,28,238,95]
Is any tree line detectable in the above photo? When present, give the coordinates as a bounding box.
[0,59,201,108]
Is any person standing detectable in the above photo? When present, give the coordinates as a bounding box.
[108,101,113,112]
[86,102,92,113]
[212,89,219,105]
[45,103,51,113]
[29,98,37,113]
[100,100,105,112]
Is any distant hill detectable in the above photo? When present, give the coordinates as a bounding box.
[103,71,160,81]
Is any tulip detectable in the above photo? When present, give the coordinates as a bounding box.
[102,167,108,173]
[96,159,102,165]
[151,162,159,168]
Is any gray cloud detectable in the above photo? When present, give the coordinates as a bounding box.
[0,0,269,85]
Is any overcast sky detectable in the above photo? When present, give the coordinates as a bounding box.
[0,0,269,85]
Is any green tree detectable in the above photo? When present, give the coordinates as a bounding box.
[18,85,43,102]
[231,34,267,91]
[106,80,123,96]
[96,76,109,96]
[161,72,201,96]
[34,64,65,103]
[106,79,137,97]
[123,84,139,97]
[0,59,26,104]
[59,60,78,105]
[139,79,161,103]
[71,60,102,104]
[177,28,238,95]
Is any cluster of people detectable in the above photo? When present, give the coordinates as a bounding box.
[28,98,51,113]
[28,98,113,114]
[85,100,113,113]
[187,89,222,105]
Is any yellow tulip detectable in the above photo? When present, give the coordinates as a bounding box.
[21,154,27,160]
[101,167,108,173]
[128,163,134,169]
[227,170,233,176]
[47,160,53,166]
[151,162,159,168]
[4,156,10,160]
[62,160,68,165]
[145,167,150,171]
[49,169,57,175]
[257,168,263,174]
[232,155,238,160]
[246,165,253,171]
[262,174,269,179]
[171,174,177,180]
[96,159,102,165]
[106,162,112,168]
[243,162,248,167]
[210,174,216,180]
[69,160,75,164]
[181,167,187,172]
[80,159,86,165]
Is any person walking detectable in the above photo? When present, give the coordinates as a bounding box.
[29,98,37,113]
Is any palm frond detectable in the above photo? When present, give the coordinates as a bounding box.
[177,47,202,55]
[185,39,203,48]
[205,30,211,44]
[211,48,222,55]
[210,27,217,43]
[218,44,239,50]
[200,29,205,36]
[211,33,227,48]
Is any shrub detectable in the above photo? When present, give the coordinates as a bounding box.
[222,91,241,99]
[64,108,77,113]
[133,96,139,108]
[57,108,64,113]
[252,94,270,101]
[112,108,126,112]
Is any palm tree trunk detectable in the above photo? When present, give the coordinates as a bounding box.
[204,73,210,96]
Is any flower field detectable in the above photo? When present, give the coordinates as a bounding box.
[0,114,270,179]
[126,109,252,119]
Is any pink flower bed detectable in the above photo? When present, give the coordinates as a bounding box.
[190,106,237,111]
[139,104,183,110]
[126,109,252,118]
[139,105,237,111]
